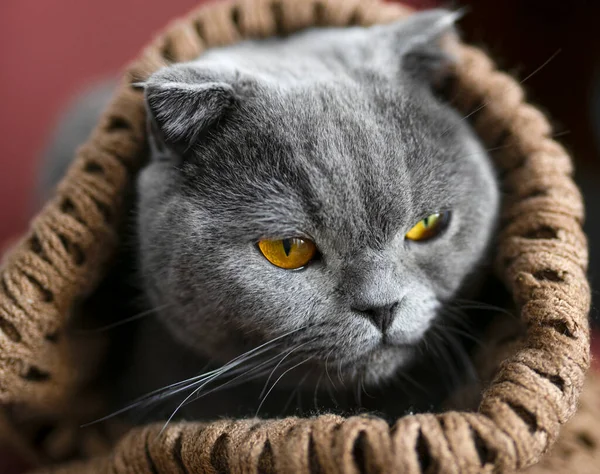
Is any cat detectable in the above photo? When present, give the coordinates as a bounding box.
[39,9,500,423]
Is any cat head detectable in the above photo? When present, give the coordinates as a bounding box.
[136,9,499,386]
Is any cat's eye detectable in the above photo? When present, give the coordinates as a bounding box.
[405,211,450,242]
[257,238,317,269]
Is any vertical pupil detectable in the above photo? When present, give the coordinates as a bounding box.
[423,217,429,228]
[282,239,292,256]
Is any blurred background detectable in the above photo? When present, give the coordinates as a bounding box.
[0,0,599,471]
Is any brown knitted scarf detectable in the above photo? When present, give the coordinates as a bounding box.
[0,0,594,472]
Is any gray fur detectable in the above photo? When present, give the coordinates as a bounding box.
[41,10,500,420]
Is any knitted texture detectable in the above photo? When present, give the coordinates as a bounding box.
[0,0,592,472]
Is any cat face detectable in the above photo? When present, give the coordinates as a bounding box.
[136,10,499,386]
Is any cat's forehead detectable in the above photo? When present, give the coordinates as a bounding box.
[243,78,468,194]
[181,76,475,250]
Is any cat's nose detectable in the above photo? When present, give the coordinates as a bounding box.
[353,301,399,334]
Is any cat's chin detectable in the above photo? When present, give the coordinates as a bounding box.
[267,343,417,392]
[340,343,417,387]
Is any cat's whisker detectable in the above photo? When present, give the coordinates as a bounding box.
[441,329,478,384]
[192,347,311,401]
[144,341,284,402]
[355,377,362,407]
[130,341,282,404]
[439,324,483,346]
[450,302,518,324]
[336,359,347,389]
[157,327,307,404]
[435,308,484,345]
[452,298,513,313]
[360,374,373,400]
[324,349,336,391]
[162,358,275,406]
[280,369,312,416]
[422,329,456,392]
[158,332,312,434]
[326,376,339,407]
[258,341,311,400]
[219,325,309,371]
[256,356,314,417]
[80,369,224,427]
[396,369,428,396]
[314,371,324,411]
[132,366,227,402]
[458,128,570,157]
[442,49,561,138]
[456,102,489,128]
[435,308,473,331]
[77,303,174,334]
[519,48,562,85]
[182,357,292,407]
[82,356,269,427]
[440,99,491,137]
[159,360,259,436]
[429,325,475,389]
[453,304,516,319]
[159,386,210,436]
[83,327,308,427]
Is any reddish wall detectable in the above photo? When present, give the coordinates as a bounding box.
[0,0,205,240]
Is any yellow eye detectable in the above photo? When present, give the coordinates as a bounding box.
[257,238,317,269]
[405,212,450,242]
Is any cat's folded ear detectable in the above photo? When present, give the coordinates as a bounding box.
[139,66,237,156]
[378,9,462,85]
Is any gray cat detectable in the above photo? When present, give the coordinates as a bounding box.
[40,10,500,422]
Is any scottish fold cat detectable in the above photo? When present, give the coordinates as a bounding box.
[40,10,500,422]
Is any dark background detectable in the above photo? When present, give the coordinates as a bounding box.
[458,0,600,327]
[1,0,599,471]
